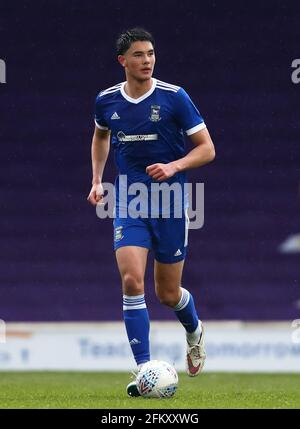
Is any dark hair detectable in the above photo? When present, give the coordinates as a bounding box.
[116,27,155,55]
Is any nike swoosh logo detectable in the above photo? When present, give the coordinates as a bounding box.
[187,355,201,374]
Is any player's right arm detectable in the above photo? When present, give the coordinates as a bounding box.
[87,126,111,206]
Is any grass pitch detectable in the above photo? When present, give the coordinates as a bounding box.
[0,372,299,409]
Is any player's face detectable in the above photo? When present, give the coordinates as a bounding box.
[118,41,155,82]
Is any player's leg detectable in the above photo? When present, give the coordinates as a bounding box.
[154,259,201,340]
[154,259,183,307]
[113,215,152,396]
[152,211,206,376]
[154,259,205,376]
[116,245,150,367]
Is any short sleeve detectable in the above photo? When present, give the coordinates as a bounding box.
[174,88,206,136]
[94,94,110,130]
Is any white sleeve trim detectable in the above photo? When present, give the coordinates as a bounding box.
[94,119,109,130]
[185,122,206,136]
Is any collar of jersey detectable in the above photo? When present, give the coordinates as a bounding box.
[120,78,157,104]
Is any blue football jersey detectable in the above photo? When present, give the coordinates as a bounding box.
[94,78,206,214]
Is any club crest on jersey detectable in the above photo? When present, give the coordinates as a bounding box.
[149,105,161,122]
[114,226,124,242]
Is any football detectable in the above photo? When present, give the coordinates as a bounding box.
[136,360,178,398]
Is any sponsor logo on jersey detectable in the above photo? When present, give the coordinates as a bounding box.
[117,131,158,143]
[149,105,161,122]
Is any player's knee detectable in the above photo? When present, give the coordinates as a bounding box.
[122,273,144,295]
[156,289,180,308]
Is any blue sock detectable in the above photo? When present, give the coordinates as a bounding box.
[173,287,199,334]
[123,294,150,366]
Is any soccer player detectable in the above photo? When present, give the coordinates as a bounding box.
[87,28,215,396]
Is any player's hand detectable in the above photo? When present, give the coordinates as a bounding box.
[87,183,104,206]
[146,162,179,181]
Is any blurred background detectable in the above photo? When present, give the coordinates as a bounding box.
[0,0,299,371]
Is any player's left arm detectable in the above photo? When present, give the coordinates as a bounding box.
[146,128,215,181]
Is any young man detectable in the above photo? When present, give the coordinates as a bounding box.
[87,28,215,396]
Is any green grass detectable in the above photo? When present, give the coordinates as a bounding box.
[0,372,299,409]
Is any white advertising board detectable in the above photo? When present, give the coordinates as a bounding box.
[0,321,299,372]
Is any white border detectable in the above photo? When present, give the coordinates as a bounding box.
[120,78,157,104]
[94,119,109,130]
[186,122,207,136]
